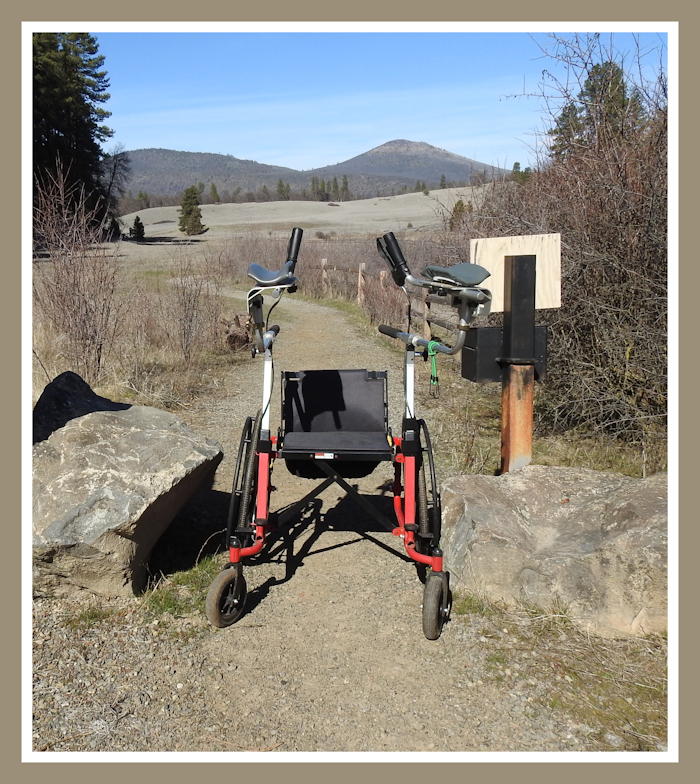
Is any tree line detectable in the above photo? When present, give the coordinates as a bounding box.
[115,172,476,216]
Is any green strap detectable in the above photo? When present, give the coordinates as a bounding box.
[427,340,440,398]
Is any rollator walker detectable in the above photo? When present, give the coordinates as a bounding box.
[205,228,491,639]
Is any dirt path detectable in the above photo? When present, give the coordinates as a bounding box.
[152,293,579,753]
[32,292,599,755]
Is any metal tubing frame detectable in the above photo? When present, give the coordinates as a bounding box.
[227,444,443,573]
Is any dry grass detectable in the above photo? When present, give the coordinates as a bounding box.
[453,589,668,751]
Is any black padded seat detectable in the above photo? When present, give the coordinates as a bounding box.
[280,369,393,477]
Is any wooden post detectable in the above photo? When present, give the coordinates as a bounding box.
[423,298,432,341]
[357,262,366,305]
[500,255,537,474]
[321,258,329,297]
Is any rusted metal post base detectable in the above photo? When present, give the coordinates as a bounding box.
[500,363,535,473]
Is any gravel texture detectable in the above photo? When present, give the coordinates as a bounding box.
[32,294,612,755]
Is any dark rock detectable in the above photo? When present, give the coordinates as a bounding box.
[33,371,130,444]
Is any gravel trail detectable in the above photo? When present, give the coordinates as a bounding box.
[32,293,597,755]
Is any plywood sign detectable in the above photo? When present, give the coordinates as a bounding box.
[470,234,561,313]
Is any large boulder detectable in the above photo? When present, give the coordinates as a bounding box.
[440,465,667,638]
[33,376,223,597]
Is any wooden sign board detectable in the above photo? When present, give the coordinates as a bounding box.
[470,234,561,313]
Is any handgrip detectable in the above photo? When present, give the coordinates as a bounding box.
[377,232,411,287]
[378,324,402,339]
[382,232,411,277]
[269,325,280,336]
[286,227,303,270]
[376,237,406,287]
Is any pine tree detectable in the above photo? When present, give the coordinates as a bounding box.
[548,61,645,160]
[130,215,145,241]
[209,183,220,203]
[340,175,350,201]
[33,33,114,214]
[449,200,466,230]
[276,179,290,200]
[178,186,207,235]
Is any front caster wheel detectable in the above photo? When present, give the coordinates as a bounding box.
[422,573,450,640]
[206,567,247,628]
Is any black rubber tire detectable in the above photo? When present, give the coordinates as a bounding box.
[205,568,247,628]
[422,574,447,640]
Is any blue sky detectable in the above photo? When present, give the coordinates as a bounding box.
[82,25,669,171]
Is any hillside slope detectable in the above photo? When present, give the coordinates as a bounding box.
[124,140,506,199]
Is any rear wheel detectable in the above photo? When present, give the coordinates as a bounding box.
[413,421,441,569]
[226,409,262,548]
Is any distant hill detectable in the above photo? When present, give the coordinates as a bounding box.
[123,140,506,201]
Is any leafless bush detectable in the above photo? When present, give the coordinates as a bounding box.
[168,253,223,364]
[443,34,668,450]
[32,165,124,384]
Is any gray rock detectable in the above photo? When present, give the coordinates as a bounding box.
[440,465,667,637]
[33,403,223,597]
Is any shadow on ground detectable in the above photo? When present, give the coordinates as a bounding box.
[147,478,411,583]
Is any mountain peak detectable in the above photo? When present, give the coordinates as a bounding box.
[123,141,504,199]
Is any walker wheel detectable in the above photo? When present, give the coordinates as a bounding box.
[206,567,247,628]
[422,573,450,640]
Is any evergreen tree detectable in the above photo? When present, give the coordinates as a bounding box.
[548,61,645,160]
[331,177,340,201]
[130,215,145,241]
[33,33,114,214]
[440,174,447,189]
[178,186,207,235]
[340,175,350,201]
[510,162,532,185]
[209,183,220,203]
[276,179,290,200]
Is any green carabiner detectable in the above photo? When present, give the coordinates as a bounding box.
[427,340,440,398]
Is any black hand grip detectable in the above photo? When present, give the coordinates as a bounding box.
[269,325,280,336]
[378,324,402,339]
[376,236,406,287]
[383,232,411,274]
[286,227,303,270]
[382,232,411,286]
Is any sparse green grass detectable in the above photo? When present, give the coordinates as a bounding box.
[452,588,668,751]
[142,555,222,620]
[64,605,115,630]
[138,555,224,640]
